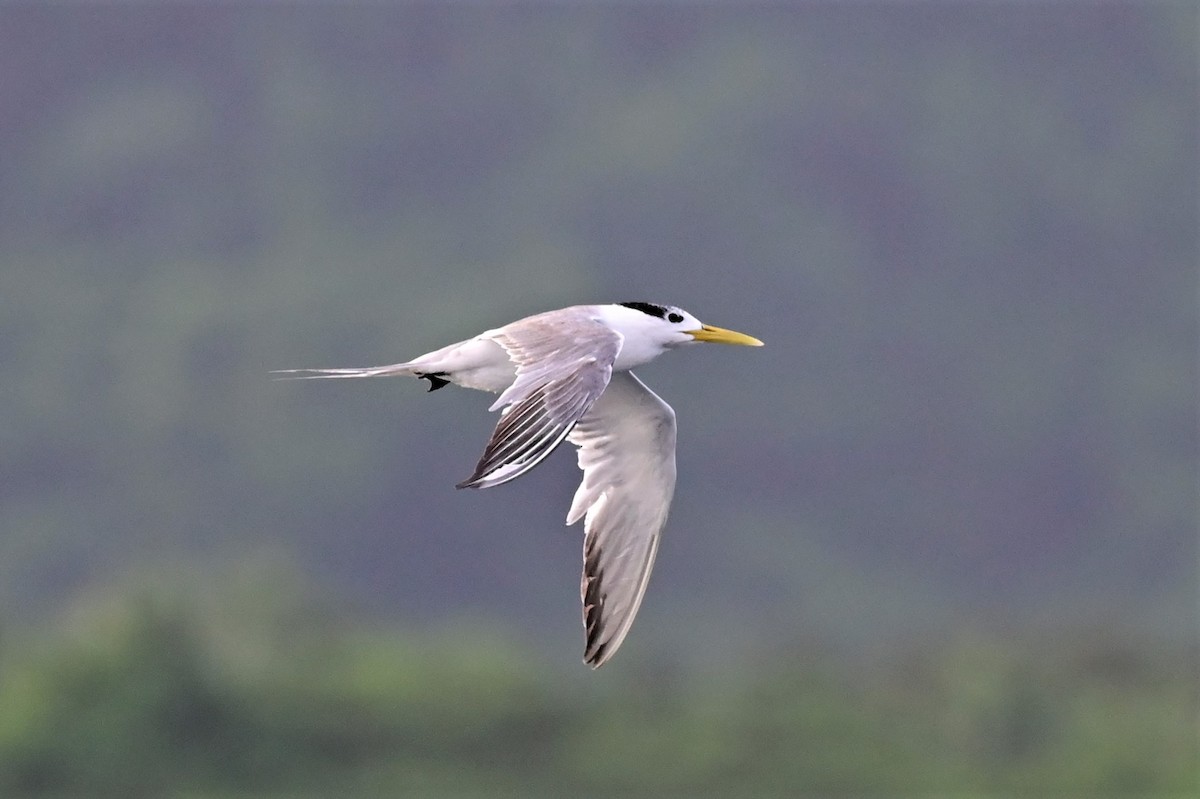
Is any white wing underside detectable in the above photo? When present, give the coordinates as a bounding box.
[568,371,677,668]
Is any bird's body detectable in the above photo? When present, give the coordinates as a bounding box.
[276,302,762,667]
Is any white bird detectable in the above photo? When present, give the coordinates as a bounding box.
[276,302,763,667]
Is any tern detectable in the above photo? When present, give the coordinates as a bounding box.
[276,302,763,667]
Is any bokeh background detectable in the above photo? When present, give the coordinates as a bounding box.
[1,4,1196,796]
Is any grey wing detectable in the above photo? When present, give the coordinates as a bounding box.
[566,371,678,668]
[456,309,622,490]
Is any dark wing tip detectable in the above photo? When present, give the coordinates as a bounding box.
[584,645,608,669]
[583,612,609,667]
[581,542,612,668]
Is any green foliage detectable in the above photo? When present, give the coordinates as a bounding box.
[0,575,1193,796]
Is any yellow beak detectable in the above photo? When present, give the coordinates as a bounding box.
[688,324,764,347]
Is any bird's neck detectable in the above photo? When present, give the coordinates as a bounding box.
[594,305,672,372]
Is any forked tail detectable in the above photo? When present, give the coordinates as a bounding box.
[270,363,418,380]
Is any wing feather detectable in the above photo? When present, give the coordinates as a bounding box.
[566,371,677,668]
[457,309,622,489]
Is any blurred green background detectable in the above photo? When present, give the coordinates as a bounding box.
[0,5,1195,796]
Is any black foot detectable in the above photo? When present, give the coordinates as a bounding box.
[419,373,450,392]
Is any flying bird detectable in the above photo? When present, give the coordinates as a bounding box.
[276,302,763,667]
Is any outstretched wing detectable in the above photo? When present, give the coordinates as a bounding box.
[456,309,622,489]
[566,371,677,668]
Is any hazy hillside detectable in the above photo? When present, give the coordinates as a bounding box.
[3,4,1192,649]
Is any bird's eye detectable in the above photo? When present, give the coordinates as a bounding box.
[667,312,684,324]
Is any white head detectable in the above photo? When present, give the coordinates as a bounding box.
[598,302,763,369]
